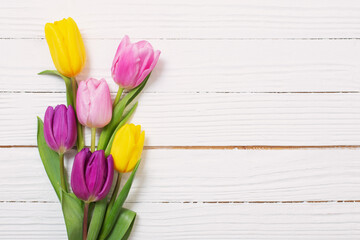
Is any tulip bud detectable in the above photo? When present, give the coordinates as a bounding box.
[111,35,160,89]
[110,124,145,173]
[45,17,86,77]
[76,78,112,128]
[71,148,114,202]
[44,104,77,154]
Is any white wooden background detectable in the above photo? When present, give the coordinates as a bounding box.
[1,0,360,239]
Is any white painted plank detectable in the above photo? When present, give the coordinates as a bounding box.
[1,148,360,202]
[0,202,359,239]
[1,39,360,92]
[2,0,360,39]
[1,92,360,146]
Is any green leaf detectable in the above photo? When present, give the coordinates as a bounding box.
[87,198,107,240]
[61,190,84,240]
[106,208,136,240]
[37,117,61,200]
[97,73,150,150]
[38,70,73,107]
[104,102,138,156]
[121,73,150,108]
[98,160,141,240]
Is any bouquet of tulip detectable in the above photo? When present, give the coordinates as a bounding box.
[36,18,160,240]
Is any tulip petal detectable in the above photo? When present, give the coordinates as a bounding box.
[136,50,160,87]
[111,124,137,173]
[45,22,72,76]
[113,44,140,89]
[96,155,114,201]
[88,79,112,128]
[44,106,58,151]
[85,150,106,198]
[71,148,91,201]
[65,105,77,150]
[53,105,68,150]
[112,35,130,68]
[76,80,90,126]
[77,78,112,128]
[126,130,145,172]
[66,17,86,77]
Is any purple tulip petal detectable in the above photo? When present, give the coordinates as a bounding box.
[65,105,77,150]
[53,105,68,150]
[85,150,106,198]
[44,106,59,151]
[71,148,91,201]
[96,154,114,201]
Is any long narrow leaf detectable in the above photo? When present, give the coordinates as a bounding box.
[37,117,61,200]
[98,160,141,240]
[87,198,107,240]
[123,73,150,107]
[61,191,84,240]
[106,208,136,240]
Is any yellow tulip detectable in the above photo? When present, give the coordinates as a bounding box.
[45,17,86,77]
[110,124,145,173]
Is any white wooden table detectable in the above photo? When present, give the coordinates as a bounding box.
[1,0,360,239]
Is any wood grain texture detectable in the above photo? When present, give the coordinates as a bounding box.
[2,0,360,39]
[2,0,360,238]
[1,148,360,202]
[1,92,359,146]
[1,39,360,92]
[0,202,359,239]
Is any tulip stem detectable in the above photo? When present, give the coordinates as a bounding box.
[71,77,85,151]
[113,87,124,108]
[105,172,122,217]
[91,128,96,152]
[59,153,67,192]
[83,202,89,240]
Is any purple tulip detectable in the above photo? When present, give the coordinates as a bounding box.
[71,148,114,202]
[44,104,77,154]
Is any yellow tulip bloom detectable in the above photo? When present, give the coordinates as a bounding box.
[45,17,86,77]
[111,124,145,173]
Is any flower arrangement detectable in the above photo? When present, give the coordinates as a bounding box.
[37,17,160,240]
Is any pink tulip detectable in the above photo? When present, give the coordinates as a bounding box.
[111,35,161,89]
[76,78,112,128]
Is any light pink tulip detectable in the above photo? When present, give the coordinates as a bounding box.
[111,35,161,89]
[76,78,112,128]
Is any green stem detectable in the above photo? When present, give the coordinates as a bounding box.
[71,77,85,151]
[91,128,96,152]
[71,77,77,108]
[64,79,74,107]
[113,87,124,108]
[83,202,89,240]
[105,172,122,218]
[59,153,67,192]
